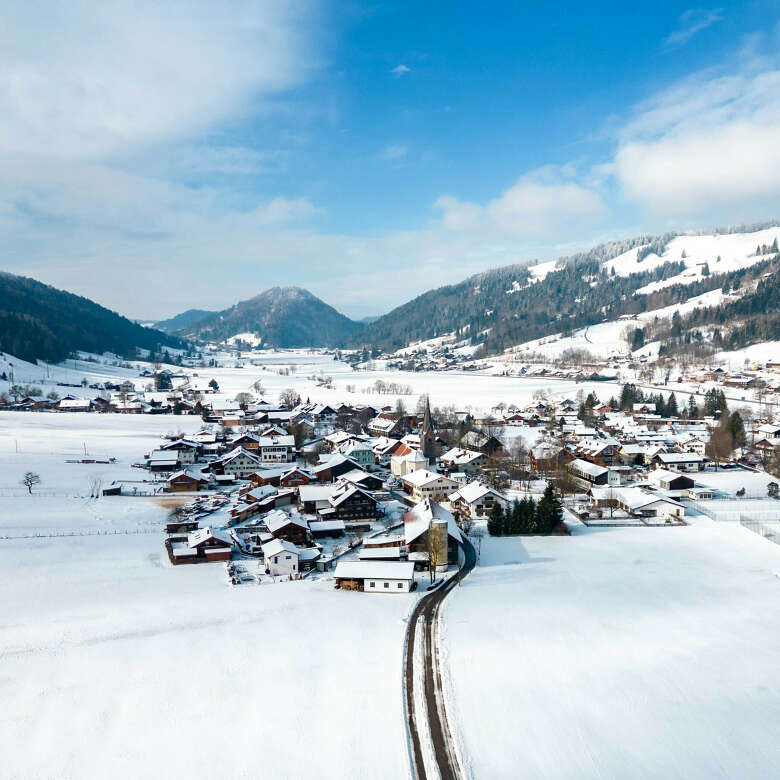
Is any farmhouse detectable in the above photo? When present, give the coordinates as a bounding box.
[167,468,210,492]
[448,481,508,519]
[318,484,379,524]
[568,458,609,489]
[264,510,310,546]
[438,447,487,475]
[404,499,463,567]
[653,452,706,473]
[168,527,233,564]
[334,561,415,593]
[212,447,262,479]
[647,469,695,495]
[147,449,180,472]
[401,469,461,503]
[261,539,300,576]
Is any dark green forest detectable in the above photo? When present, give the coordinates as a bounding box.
[0,271,182,364]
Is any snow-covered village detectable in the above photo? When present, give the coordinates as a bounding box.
[2,331,780,778]
[3,3,780,778]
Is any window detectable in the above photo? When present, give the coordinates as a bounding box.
[370,581,375,588]
[397,582,403,589]
[384,582,389,589]
[285,555,291,560]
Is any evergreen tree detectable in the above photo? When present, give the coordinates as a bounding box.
[487,502,505,536]
[507,499,522,535]
[667,393,679,417]
[687,394,698,419]
[534,484,563,534]
[518,496,536,534]
[727,411,746,449]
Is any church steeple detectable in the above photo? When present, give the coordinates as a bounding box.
[420,395,435,460]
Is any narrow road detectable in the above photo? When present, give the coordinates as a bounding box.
[404,538,477,780]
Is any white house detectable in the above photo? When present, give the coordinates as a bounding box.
[402,469,461,503]
[262,539,299,576]
[448,481,508,519]
[334,560,415,593]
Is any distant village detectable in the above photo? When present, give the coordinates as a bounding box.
[1,350,768,589]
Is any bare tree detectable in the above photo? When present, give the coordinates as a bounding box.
[425,528,446,583]
[235,392,252,410]
[251,380,266,396]
[21,472,41,494]
[279,388,301,408]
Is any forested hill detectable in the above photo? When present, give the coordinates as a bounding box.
[154,308,215,334]
[352,236,662,352]
[0,271,183,364]
[352,223,780,355]
[184,286,360,347]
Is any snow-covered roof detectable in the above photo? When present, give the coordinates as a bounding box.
[334,560,415,580]
[450,480,506,505]
[188,527,232,548]
[359,547,402,560]
[439,447,484,465]
[404,499,463,545]
[309,520,346,533]
[261,538,299,557]
[299,485,336,502]
[264,510,308,534]
[656,452,704,463]
[403,469,457,488]
[568,458,608,478]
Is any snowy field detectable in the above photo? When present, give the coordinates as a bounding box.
[443,518,780,779]
[0,412,205,535]
[1,534,414,780]
[0,412,416,779]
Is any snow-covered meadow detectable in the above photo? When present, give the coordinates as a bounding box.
[0,411,416,779]
[443,518,780,779]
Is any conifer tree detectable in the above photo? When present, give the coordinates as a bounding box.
[507,499,521,535]
[487,502,505,536]
[518,496,535,534]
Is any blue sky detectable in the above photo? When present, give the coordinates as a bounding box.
[2,1,780,319]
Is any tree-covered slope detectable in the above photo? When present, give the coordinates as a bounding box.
[0,271,182,364]
[185,286,360,347]
[154,308,215,334]
[352,237,667,352]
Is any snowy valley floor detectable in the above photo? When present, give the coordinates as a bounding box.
[0,412,415,780]
[443,520,780,779]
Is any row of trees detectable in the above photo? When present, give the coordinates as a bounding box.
[487,485,563,536]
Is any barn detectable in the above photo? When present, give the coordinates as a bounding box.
[334,561,415,593]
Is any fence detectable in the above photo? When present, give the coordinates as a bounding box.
[0,528,160,541]
[740,516,780,547]
[689,497,780,547]
[688,499,780,523]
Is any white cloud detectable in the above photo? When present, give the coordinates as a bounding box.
[380,144,408,160]
[392,64,410,76]
[434,167,607,238]
[613,57,780,217]
[245,197,323,226]
[663,8,723,48]
[0,1,316,160]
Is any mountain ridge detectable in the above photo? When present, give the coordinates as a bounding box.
[183,285,360,348]
[0,271,183,364]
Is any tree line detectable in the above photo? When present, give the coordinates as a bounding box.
[487,484,563,536]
